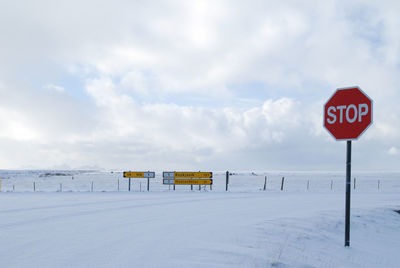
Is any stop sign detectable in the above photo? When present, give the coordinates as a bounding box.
[324,86,373,140]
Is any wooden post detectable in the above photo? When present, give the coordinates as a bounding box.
[263,176,267,191]
[280,177,284,191]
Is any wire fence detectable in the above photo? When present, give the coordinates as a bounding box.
[1,171,399,193]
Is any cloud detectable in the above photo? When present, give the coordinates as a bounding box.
[388,147,398,156]
[43,84,65,93]
[0,0,399,170]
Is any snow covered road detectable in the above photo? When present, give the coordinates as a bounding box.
[1,191,399,267]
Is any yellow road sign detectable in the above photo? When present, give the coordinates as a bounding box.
[174,172,212,178]
[174,179,213,185]
[123,171,155,178]
[124,172,144,178]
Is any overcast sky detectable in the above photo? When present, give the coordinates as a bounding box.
[0,0,399,171]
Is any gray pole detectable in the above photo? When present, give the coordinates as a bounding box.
[263,176,267,191]
[226,171,229,191]
[129,178,131,191]
[147,177,150,191]
[345,140,351,247]
[280,177,284,191]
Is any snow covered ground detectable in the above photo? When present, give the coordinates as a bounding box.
[0,171,399,267]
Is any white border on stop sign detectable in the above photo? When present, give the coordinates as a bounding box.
[323,85,374,141]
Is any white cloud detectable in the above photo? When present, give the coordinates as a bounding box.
[0,0,399,170]
[43,84,65,93]
[388,147,398,156]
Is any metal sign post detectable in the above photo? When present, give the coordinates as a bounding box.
[123,171,155,192]
[345,140,351,247]
[226,171,229,191]
[323,86,373,247]
[163,172,213,188]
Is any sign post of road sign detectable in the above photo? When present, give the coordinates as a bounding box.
[162,172,213,185]
[174,179,213,185]
[123,171,155,178]
[123,171,155,192]
[163,179,175,185]
[162,172,175,185]
[323,86,373,247]
[174,172,212,178]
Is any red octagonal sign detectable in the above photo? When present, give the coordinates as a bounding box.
[324,86,373,140]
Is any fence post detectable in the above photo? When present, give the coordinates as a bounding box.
[33,182,36,192]
[378,179,380,190]
[354,177,356,190]
[307,180,310,190]
[91,181,94,192]
[226,171,229,191]
[191,185,193,191]
[128,178,131,191]
[147,178,150,191]
[280,177,285,191]
[140,182,142,192]
[173,184,175,191]
[199,184,201,191]
[331,180,333,190]
[60,183,62,192]
[263,176,267,191]
[13,184,15,192]
[118,179,120,191]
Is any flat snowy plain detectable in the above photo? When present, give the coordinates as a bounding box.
[0,171,399,267]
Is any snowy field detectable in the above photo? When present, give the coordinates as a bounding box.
[0,171,399,267]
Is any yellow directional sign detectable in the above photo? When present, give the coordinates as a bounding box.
[124,172,144,178]
[174,179,213,185]
[174,172,213,178]
[123,171,155,178]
